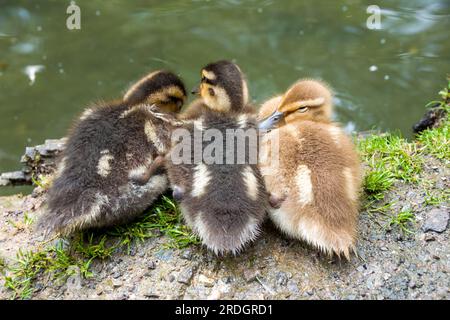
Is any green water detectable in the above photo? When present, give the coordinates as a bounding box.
[0,0,449,196]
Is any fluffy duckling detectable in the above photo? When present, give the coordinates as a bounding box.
[258,80,362,259]
[165,60,268,254]
[37,71,187,236]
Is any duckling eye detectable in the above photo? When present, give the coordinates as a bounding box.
[298,106,308,113]
[208,88,215,97]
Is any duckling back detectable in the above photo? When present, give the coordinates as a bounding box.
[166,109,268,254]
[37,70,186,236]
[38,102,173,235]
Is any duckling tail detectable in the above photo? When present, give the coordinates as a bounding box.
[36,187,106,237]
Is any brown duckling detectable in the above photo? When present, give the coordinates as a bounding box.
[37,70,187,236]
[258,79,362,259]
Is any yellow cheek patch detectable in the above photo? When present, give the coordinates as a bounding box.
[202,70,216,81]
[147,85,186,104]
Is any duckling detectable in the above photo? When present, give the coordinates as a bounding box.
[165,60,268,254]
[37,70,187,236]
[258,79,362,259]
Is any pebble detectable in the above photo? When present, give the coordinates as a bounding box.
[275,271,289,286]
[112,279,122,288]
[356,265,366,272]
[198,274,215,287]
[177,267,195,285]
[422,208,449,233]
[181,249,193,260]
[243,269,260,283]
[144,290,159,298]
[147,261,156,270]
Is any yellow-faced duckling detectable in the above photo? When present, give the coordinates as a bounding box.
[258,79,362,259]
[37,70,187,236]
[165,61,268,254]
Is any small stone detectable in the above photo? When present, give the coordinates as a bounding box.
[356,265,366,272]
[198,274,215,287]
[275,271,289,286]
[177,267,195,285]
[422,208,449,233]
[424,234,436,242]
[112,279,122,288]
[147,261,156,270]
[380,246,388,251]
[144,290,159,298]
[168,274,176,282]
[181,249,193,260]
[208,288,221,300]
[243,270,260,283]
[287,280,300,294]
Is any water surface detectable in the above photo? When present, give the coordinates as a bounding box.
[0,0,449,195]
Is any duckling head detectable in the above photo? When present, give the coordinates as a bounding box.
[259,79,333,130]
[192,60,249,113]
[124,70,187,113]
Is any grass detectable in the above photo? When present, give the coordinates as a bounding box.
[388,209,416,235]
[4,243,92,300]
[108,195,200,251]
[424,188,450,207]
[359,79,449,201]
[359,79,449,234]
[2,195,199,300]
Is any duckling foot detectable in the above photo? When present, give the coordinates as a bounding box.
[269,193,286,209]
[172,185,184,201]
[130,155,166,185]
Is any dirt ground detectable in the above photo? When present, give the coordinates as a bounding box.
[0,154,448,300]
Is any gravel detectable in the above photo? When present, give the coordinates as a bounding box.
[0,155,448,300]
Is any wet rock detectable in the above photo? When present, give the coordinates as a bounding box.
[0,171,28,186]
[422,208,449,233]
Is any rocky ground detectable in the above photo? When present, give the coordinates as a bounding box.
[0,154,448,300]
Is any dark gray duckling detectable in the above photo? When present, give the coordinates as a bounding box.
[37,70,186,236]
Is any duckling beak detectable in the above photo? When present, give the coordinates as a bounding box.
[191,85,200,95]
[258,111,284,130]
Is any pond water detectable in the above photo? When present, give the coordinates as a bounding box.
[0,0,449,195]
